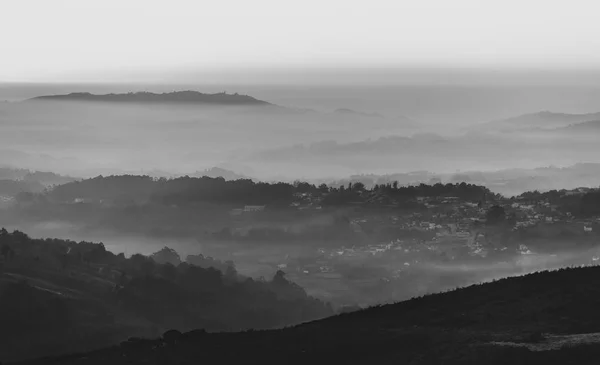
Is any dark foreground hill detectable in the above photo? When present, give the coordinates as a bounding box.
[14,265,600,365]
[27,91,272,106]
[0,229,332,363]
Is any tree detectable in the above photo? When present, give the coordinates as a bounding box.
[224,260,237,279]
[318,183,329,194]
[506,212,517,227]
[83,243,108,264]
[140,260,156,277]
[1,244,13,261]
[224,264,238,283]
[129,254,147,271]
[352,182,365,192]
[162,329,182,345]
[272,270,287,286]
[150,247,181,266]
[581,191,600,217]
[486,205,506,225]
[59,253,69,270]
[159,263,178,281]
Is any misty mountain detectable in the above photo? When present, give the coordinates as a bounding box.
[0,167,31,181]
[333,108,384,118]
[512,120,600,135]
[187,167,250,181]
[558,120,600,132]
[240,126,600,183]
[326,163,600,197]
[98,167,250,180]
[17,265,600,365]
[0,167,76,189]
[28,91,272,106]
[1,90,422,180]
[0,180,45,197]
[484,110,600,130]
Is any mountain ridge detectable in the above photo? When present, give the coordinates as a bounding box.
[27,91,273,106]
[333,108,385,118]
[485,110,600,130]
[560,119,600,131]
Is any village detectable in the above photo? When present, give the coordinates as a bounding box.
[2,176,600,308]
[221,186,600,307]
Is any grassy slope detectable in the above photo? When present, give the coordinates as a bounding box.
[13,264,600,365]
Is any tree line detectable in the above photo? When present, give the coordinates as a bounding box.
[16,175,499,207]
[515,188,600,217]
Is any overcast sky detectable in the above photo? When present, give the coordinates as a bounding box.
[2,0,600,83]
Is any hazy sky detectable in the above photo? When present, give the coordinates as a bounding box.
[2,0,600,83]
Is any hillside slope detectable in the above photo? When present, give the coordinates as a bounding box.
[0,230,332,363]
[14,265,600,365]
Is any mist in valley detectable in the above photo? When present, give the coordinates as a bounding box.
[2,82,600,183]
[6,0,600,361]
[2,82,600,309]
[4,203,600,309]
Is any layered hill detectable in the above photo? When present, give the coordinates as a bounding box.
[14,265,600,365]
[489,110,600,130]
[558,120,600,132]
[27,91,272,106]
[333,108,385,118]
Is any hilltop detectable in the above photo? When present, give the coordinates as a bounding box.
[27,91,272,106]
[14,265,600,365]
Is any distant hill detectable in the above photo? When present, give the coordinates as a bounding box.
[324,163,600,197]
[17,265,600,365]
[27,91,272,106]
[333,108,384,118]
[477,111,600,131]
[0,179,45,197]
[188,167,250,181]
[558,120,600,132]
[0,167,76,188]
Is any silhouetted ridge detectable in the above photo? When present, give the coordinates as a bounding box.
[15,265,600,365]
[28,91,272,106]
[329,265,600,330]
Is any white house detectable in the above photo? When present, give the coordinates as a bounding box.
[243,205,266,212]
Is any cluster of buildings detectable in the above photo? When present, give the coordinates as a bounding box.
[229,205,266,216]
[268,189,600,294]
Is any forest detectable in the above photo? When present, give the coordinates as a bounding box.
[0,229,333,362]
[13,175,497,206]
